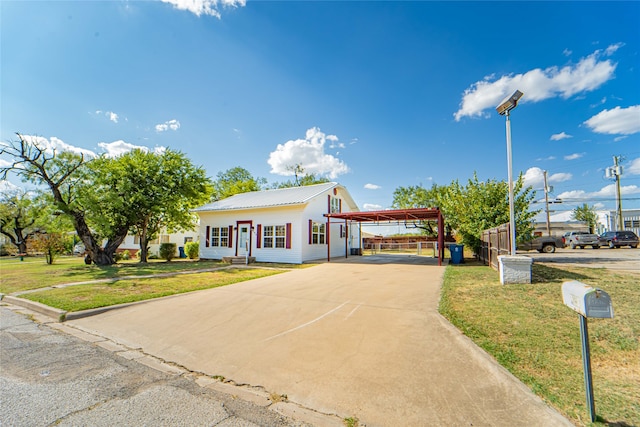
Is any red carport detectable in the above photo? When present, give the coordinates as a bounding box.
[324,208,446,266]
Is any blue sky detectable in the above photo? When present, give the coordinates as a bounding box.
[2,1,640,218]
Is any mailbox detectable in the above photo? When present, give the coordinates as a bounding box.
[562,281,614,319]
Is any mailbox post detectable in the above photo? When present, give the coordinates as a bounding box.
[561,281,614,423]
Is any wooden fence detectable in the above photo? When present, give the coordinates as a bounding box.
[478,223,511,270]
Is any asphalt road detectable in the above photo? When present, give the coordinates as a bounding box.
[0,306,315,427]
[522,246,640,272]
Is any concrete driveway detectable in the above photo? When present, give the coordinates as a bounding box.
[69,255,570,426]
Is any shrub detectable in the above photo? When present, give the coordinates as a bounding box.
[114,251,131,262]
[184,241,199,259]
[159,243,177,262]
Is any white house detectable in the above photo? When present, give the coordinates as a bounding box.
[193,182,360,264]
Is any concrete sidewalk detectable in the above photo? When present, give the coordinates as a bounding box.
[68,255,572,426]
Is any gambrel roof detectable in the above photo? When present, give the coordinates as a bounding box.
[193,182,359,212]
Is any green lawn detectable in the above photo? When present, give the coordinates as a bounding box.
[20,268,284,312]
[440,261,640,426]
[0,256,229,294]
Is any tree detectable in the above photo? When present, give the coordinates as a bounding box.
[211,167,266,201]
[31,232,66,264]
[0,190,47,254]
[0,133,125,265]
[392,173,538,252]
[572,203,598,233]
[392,184,446,236]
[88,149,213,263]
[438,173,537,252]
[271,164,330,188]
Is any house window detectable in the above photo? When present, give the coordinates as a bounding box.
[263,225,288,248]
[184,237,193,243]
[330,197,341,213]
[210,227,229,247]
[311,222,326,244]
[159,235,170,244]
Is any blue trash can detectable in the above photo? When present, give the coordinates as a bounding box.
[449,244,464,264]
[178,246,186,258]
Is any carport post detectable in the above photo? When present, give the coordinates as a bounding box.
[437,210,445,266]
[327,219,331,262]
[344,219,348,258]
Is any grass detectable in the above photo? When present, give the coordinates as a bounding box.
[0,256,229,294]
[0,255,310,294]
[439,261,640,426]
[20,268,284,312]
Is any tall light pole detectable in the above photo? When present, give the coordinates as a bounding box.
[543,170,552,236]
[497,90,524,256]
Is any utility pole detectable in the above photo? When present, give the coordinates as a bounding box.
[543,170,551,236]
[606,156,624,230]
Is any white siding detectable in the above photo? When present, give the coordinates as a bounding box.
[198,212,242,260]
[118,229,198,257]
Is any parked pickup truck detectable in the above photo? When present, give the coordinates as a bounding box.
[517,235,565,253]
[563,231,600,249]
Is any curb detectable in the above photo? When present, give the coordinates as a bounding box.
[2,295,67,321]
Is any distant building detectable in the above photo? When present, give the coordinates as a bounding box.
[600,209,640,235]
[118,229,198,258]
[533,208,640,236]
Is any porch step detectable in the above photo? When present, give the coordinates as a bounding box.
[223,256,256,265]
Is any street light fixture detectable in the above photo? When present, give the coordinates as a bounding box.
[496,90,523,256]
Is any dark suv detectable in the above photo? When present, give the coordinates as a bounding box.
[598,231,639,248]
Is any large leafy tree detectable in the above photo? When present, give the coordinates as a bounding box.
[392,174,537,252]
[0,133,125,265]
[439,173,537,252]
[211,167,266,201]
[572,203,598,233]
[88,149,212,263]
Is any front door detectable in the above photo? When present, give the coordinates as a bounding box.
[238,225,250,256]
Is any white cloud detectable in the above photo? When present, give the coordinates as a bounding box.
[95,110,120,123]
[627,158,640,175]
[557,183,640,201]
[584,105,640,135]
[536,155,556,161]
[155,119,181,132]
[364,183,381,190]
[550,172,572,182]
[454,45,619,121]
[0,158,12,168]
[267,127,350,179]
[564,153,584,160]
[0,180,20,192]
[604,42,624,56]
[562,48,572,57]
[108,111,119,123]
[98,140,166,158]
[160,0,245,18]
[363,203,383,211]
[550,132,572,141]
[523,167,572,188]
[20,135,97,158]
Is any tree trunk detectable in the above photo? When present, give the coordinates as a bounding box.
[139,241,149,263]
[137,221,150,263]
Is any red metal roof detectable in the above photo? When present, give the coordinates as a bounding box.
[325,207,442,223]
